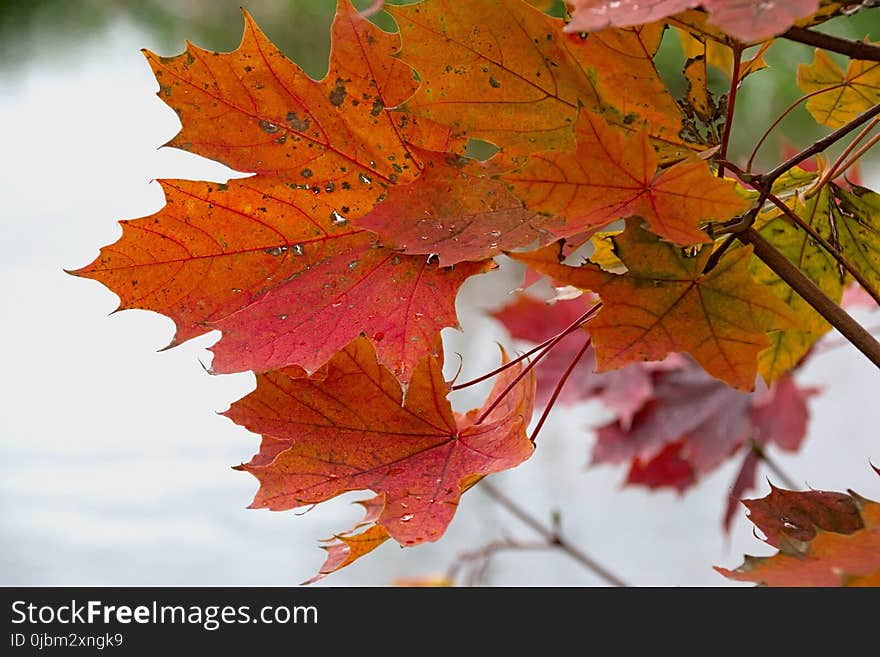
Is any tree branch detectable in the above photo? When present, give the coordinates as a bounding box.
[480,480,629,587]
[737,227,880,370]
[766,192,880,306]
[781,26,880,62]
[750,440,798,491]
[759,104,880,186]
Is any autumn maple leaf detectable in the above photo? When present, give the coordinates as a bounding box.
[718,477,880,586]
[227,337,535,569]
[69,1,492,381]
[503,111,749,245]
[358,150,561,265]
[799,48,880,128]
[388,0,689,162]
[510,221,796,391]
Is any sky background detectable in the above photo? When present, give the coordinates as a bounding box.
[1,1,879,586]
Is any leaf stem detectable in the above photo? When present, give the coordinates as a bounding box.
[529,336,592,443]
[479,480,629,587]
[750,441,798,491]
[737,227,880,370]
[829,131,880,182]
[765,192,880,306]
[745,85,846,172]
[759,104,880,186]
[811,118,879,197]
[780,26,880,63]
[717,46,743,180]
[472,305,601,425]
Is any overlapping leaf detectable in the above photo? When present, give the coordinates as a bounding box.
[228,337,535,550]
[751,181,880,382]
[566,0,821,42]
[492,294,679,426]
[71,1,493,381]
[72,177,489,380]
[718,479,880,586]
[388,0,688,161]
[799,48,880,128]
[503,112,749,245]
[510,221,796,391]
[358,150,561,265]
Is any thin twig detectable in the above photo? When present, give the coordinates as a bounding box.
[745,86,846,172]
[472,304,601,425]
[781,25,880,62]
[452,304,598,391]
[750,441,799,491]
[529,336,592,443]
[446,537,550,586]
[717,46,743,180]
[765,192,880,306]
[480,480,629,587]
[759,104,880,186]
[830,131,880,182]
[737,227,880,370]
[811,118,879,197]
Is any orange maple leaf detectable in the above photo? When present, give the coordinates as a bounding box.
[71,178,489,380]
[70,2,490,381]
[388,0,688,162]
[509,221,796,391]
[503,111,750,245]
[228,338,535,551]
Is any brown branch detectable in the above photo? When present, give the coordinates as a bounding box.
[447,537,550,586]
[750,440,799,491]
[737,227,880,370]
[766,192,880,306]
[759,104,880,186]
[479,480,629,587]
[781,26,880,62]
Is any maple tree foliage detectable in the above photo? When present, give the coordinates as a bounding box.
[70,0,880,584]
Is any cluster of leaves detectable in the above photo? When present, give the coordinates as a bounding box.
[71,0,880,584]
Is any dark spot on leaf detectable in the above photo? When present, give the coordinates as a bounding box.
[489,77,501,88]
[301,168,313,178]
[329,79,348,107]
[371,98,384,117]
[286,111,310,132]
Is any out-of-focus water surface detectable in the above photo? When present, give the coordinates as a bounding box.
[1,4,878,586]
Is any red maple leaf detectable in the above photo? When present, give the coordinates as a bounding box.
[227,338,535,559]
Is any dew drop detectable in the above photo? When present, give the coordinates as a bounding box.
[330,210,348,226]
[292,244,304,256]
[348,259,359,270]
[264,245,288,256]
[259,119,279,133]
[359,173,372,184]
[279,314,288,320]
[401,514,414,522]
[489,229,502,238]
